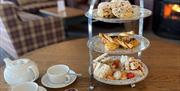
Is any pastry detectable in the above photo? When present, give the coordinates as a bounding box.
[113,71,122,80]
[99,33,114,43]
[105,42,119,51]
[94,62,112,79]
[129,39,139,47]
[93,53,108,62]
[119,31,134,36]
[111,0,128,2]
[97,2,115,18]
[99,32,139,50]
[111,0,134,18]
[121,71,127,80]
[93,55,145,81]
[112,7,133,18]
[128,70,144,76]
[114,38,129,49]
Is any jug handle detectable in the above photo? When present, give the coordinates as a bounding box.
[28,65,39,81]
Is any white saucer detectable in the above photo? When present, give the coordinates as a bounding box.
[41,70,77,88]
[38,86,47,91]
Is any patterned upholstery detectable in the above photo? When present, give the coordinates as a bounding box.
[4,0,57,11]
[38,0,50,2]
[0,4,65,58]
[66,0,88,11]
[16,0,37,6]
[20,1,57,11]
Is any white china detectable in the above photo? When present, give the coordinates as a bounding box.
[11,82,38,91]
[92,56,149,85]
[57,0,65,11]
[64,88,78,91]
[87,33,150,54]
[41,70,77,88]
[3,58,39,85]
[47,64,71,84]
[85,5,152,23]
[38,86,47,91]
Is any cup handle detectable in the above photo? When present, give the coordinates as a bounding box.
[64,75,71,84]
[28,65,39,81]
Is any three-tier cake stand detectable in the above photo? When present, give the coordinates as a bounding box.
[85,0,152,91]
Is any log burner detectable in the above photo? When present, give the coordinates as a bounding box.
[153,0,180,40]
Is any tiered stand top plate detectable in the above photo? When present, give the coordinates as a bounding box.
[85,5,152,23]
[87,33,150,54]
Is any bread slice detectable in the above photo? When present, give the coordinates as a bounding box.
[114,38,129,49]
[103,34,114,43]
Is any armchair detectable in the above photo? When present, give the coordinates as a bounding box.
[0,3,65,59]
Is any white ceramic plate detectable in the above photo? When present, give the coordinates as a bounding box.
[87,33,150,54]
[38,86,47,91]
[41,70,77,88]
[85,5,152,23]
[93,56,149,85]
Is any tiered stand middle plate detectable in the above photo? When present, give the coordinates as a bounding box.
[87,33,150,54]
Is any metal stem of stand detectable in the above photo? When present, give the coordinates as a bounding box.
[88,0,96,90]
[138,0,144,57]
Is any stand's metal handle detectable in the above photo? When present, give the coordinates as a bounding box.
[87,0,97,90]
[130,84,136,88]
[138,0,145,57]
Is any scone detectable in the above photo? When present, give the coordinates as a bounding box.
[111,0,134,18]
[111,0,129,2]
[110,0,131,8]
[97,2,115,18]
[112,7,133,18]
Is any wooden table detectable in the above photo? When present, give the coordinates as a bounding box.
[0,38,180,91]
[40,7,84,19]
[40,7,86,34]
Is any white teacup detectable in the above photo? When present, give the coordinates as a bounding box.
[47,64,71,84]
[11,82,38,91]
[57,0,65,11]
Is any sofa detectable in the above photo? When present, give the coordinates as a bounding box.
[0,3,65,58]
[4,0,89,12]
[4,0,106,12]
[5,0,58,12]
[4,0,154,12]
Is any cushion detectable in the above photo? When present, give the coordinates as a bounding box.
[20,1,57,11]
[18,12,42,21]
[17,0,37,6]
[38,0,49,2]
[4,0,19,5]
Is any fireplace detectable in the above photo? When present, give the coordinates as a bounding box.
[153,0,180,40]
